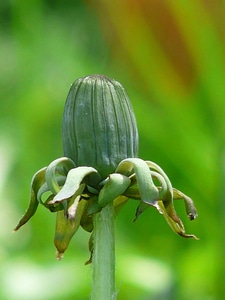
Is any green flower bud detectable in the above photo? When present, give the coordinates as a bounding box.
[14,74,198,262]
[62,75,139,180]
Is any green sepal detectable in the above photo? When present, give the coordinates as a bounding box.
[45,157,75,195]
[14,167,47,231]
[54,197,87,260]
[116,158,159,209]
[129,170,169,221]
[157,200,199,239]
[173,188,198,220]
[123,187,153,221]
[37,175,66,204]
[98,173,131,207]
[51,166,99,203]
[146,160,181,223]
[146,160,173,199]
[44,194,64,212]
[145,161,198,238]
[124,171,168,200]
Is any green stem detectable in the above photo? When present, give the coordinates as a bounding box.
[91,202,116,300]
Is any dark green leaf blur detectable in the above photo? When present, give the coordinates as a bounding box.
[0,1,224,299]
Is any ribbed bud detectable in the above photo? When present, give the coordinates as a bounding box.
[62,75,138,180]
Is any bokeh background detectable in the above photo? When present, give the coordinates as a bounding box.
[1,0,225,299]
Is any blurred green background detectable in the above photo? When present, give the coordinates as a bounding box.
[1,0,224,299]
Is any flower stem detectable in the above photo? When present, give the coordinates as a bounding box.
[91,202,116,300]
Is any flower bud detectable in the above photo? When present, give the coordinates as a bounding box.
[62,75,139,180]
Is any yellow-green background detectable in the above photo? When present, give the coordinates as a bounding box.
[1,1,224,299]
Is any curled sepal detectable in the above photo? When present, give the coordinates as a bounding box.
[122,186,151,221]
[37,175,66,203]
[146,160,181,223]
[116,158,159,209]
[173,188,198,220]
[157,200,199,240]
[45,157,76,195]
[14,167,47,231]
[54,197,87,260]
[146,160,173,200]
[51,166,99,203]
[125,172,168,200]
[98,173,131,207]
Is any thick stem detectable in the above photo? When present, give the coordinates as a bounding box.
[91,202,116,300]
